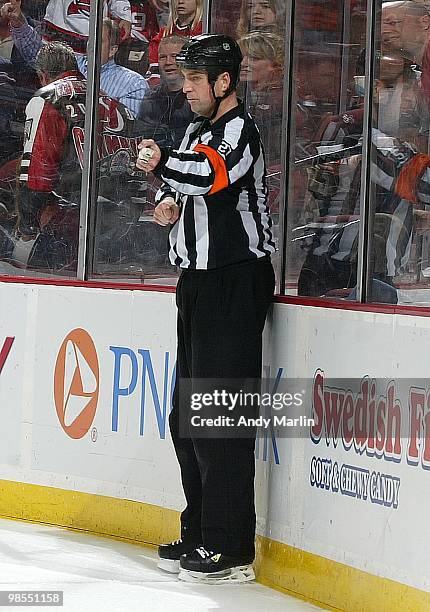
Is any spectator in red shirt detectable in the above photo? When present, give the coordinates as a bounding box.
[148,0,203,68]
[116,0,159,75]
[128,0,158,42]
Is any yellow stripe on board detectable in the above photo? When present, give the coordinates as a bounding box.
[0,479,429,611]
[255,538,430,612]
[0,479,178,546]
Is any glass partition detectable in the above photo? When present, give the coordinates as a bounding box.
[88,2,204,284]
[367,1,430,306]
[283,0,368,299]
[0,0,188,284]
[5,0,430,305]
[0,0,88,278]
[210,0,287,273]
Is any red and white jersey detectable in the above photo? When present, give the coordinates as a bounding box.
[149,21,203,64]
[41,0,132,54]
[20,71,141,202]
[129,1,158,42]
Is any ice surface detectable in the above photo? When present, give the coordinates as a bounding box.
[0,518,323,611]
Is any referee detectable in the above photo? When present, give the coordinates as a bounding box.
[136,34,275,584]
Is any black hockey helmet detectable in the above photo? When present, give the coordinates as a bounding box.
[176,34,243,92]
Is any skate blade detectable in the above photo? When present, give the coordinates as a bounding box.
[157,558,180,573]
[178,564,255,584]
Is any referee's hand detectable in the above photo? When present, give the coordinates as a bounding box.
[137,139,161,172]
[153,198,180,226]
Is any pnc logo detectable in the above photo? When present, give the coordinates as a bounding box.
[54,329,99,439]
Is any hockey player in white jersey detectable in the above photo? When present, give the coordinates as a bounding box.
[41,0,132,53]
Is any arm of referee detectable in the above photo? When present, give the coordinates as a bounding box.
[156,126,256,197]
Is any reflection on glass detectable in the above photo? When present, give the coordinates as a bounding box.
[0,0,179,283]
[237,30,284,261]
[89,0,287,282]
[368,1,430,305]
[209,0,287,271]
[91,25,189,283]
[284,0,368,299]
[0,0,145,279]
[0,1,84,277]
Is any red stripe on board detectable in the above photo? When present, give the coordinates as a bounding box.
[274,295,430,317]
[4,275,430,318]
[0,275,177,293]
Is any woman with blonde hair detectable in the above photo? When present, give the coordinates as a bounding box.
[239,31,285,165]
[149,0,203,66]
[236,0,285,39]
[239,30,284,89]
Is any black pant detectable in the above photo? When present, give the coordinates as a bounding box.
[169,257,275,558]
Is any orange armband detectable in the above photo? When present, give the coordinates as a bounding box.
[194,144,229,195]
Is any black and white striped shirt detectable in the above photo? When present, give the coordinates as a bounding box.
[154,102,275,269]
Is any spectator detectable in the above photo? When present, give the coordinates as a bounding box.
[115,0,159,75]
[148,0,203,68]
[381,0,416,52]
[373,49,430,151]
[239,31,284,165]
[381,2,430,106]
[137,35,193,147]
[0,0,39,89]
[152,0,169,28]
[136,34,193,211]
[0,0,13,60]
[1,2,149,116]
[40,0,132,54]
[16,41,141,272]
[96,18,149,115]
[128,0,158,41]
[236,0,285,39]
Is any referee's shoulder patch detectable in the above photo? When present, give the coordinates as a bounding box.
[217,140,232,159]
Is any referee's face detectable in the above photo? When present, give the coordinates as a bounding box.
[182,69,216,117]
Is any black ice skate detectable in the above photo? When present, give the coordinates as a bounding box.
[178,547,255,583]
[157,538,199,573]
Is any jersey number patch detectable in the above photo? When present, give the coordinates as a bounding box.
[218,140,232,159]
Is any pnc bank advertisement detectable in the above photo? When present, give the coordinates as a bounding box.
[52,327,175,442]
[30,320,430,515]
[11,285,428,520]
